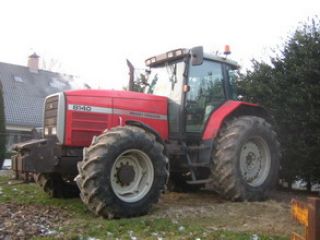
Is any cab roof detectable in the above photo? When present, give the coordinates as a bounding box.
[203,52,239,68]
[145,47,239,68]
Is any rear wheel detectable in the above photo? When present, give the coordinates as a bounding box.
[35,173,79,198]
[209,116,280,201]
[76,126,168,218]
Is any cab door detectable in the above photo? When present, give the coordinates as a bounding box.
[185,59,226,135]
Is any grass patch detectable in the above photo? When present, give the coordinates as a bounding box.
[0,175,288,240]
[0,175,86,214]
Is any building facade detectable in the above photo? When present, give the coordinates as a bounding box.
[0,54,88,149]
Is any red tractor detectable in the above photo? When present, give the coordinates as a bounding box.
[13,46,280,218]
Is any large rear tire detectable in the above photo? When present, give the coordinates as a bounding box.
[34,173,79,198]
[76,126,168,218]
[209,116,280,201]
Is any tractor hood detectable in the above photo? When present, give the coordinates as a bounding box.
[63,89,169,146]
[65,89,167,101]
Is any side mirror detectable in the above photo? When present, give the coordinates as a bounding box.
[190,46,203,66]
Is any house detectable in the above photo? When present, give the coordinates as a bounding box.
[0,53,88,149]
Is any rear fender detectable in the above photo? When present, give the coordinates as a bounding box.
[202,100,272,141]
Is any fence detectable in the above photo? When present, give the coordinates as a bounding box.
[291,197,320,240]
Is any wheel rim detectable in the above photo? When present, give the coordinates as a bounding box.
[110,149,154,203]
[239,137,271,187]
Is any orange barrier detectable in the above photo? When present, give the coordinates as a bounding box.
[291,197,320,240]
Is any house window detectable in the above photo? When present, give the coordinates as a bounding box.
[13,75,24,83]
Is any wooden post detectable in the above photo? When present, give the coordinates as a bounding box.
[307,197,320,240]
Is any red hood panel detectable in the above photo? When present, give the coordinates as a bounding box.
[65,89,167,102]
[64,89,168,146]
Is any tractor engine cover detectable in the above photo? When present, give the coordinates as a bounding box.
[62,89,169,147]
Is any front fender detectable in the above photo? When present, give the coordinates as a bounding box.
[125,120,166,147]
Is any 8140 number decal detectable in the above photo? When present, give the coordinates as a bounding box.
[70,104,92,112]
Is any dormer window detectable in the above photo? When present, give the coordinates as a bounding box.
[13,75,23,83]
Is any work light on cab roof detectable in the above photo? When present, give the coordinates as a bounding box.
[145,48,189,67]
[145,46,239,69]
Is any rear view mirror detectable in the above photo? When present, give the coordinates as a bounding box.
[190,46,203,66]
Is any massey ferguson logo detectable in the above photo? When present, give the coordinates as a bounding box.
[71,105,92,112]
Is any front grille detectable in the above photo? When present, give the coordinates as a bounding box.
[44,95,59,136]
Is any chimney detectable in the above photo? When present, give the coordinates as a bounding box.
[28,52,40,73]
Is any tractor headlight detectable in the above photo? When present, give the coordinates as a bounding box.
[51,127,57,135]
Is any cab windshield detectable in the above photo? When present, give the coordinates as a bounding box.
[144,60,185,134]
[145,61,185,103]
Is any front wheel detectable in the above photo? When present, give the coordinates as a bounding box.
[209,116,280,201]
[76,126,168,218]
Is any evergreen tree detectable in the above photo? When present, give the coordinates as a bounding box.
[238,18,320,189]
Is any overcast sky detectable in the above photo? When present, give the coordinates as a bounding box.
[0,0,319,89]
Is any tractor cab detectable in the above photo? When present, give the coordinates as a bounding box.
[142,47,239,141]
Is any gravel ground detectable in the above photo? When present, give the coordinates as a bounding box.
[0,171,307,239]
[0,203,68,240]
[0,190,301,239]
[151,190,301,236]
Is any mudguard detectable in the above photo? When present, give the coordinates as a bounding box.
[202,100,270,140]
